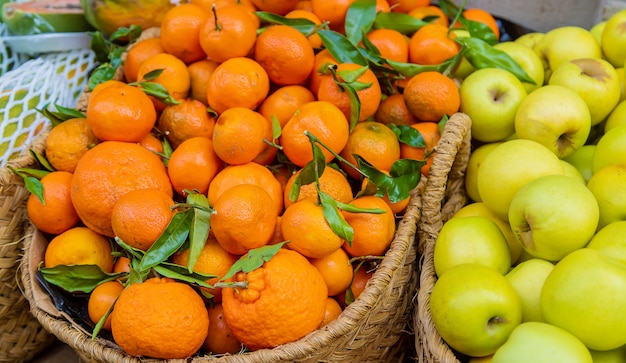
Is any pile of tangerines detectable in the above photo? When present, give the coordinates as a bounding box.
[17,0,504,359]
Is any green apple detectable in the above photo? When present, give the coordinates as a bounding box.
[601,9,626,68]
[508,174,599,261]
[605,100,626,133]
[434,216,511,277]
[514,85,591,158]
[587,221,626,266]
[465,142,502,203]
[515,32,545,51]
[589,345,626,363]
[562,144,596,183]
[587,164,626,230]
[541,248,626,351]
[534,26,602,81]
[468,356,493,363]
[591,21,608,45]
[491,322,593,363]
[430,263,522,357]
[548,58,621,126]
[493,41,545,93]
[592,124,626,173]
[477,138,564,221]
[453,202,522,264]
[460,68,527,143]
[505,259,554,322]
[560,160,586,184]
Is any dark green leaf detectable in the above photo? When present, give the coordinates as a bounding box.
[355,155,423,203]
[335,199,385,214]
[139,210,194,271]
[289,145,326,202]
[341,82,361,131]
[373,11,427,34]
[88,31,110,63]
[337,66,368,83]
[318,29,368,65]
[187,194,212,273]
[255,11,318,35]
[270,115,282,142]
[114,237,145,261]
[388,124,426,147]
[221,242,288,280]
[13,167,49,180]
[141,69,164,81]
[345,0,377,45]
[39,265,124,293]
[153,264,214,289]
[24,176,45,204]
[132,82,181,106]
[29,149,55,172]
[109,25,142,43]
[386,58,452,77]
[457,18,498,45]
[319,191,354,244]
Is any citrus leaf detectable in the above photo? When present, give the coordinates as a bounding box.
[289,143,326,202]
[255,11,318,35]
[355,155,423,203]
[139,209,193,271]
[337,65,368,83]
[318,29,368,65]
[373,11,428,34]
[153,264,214,289]
[133,81,181,106]
[114,237,145,261]
[386,58,452,77]
[29,149,55,172]
[341,82,361,131]
[186,193,211,273]
[319,191,353,244]
[39,265,124,293]
[221,242,288,281]
[457,18,498,45]
[24,176,45,203]
[335,200,385,214]
[345,0,377,45]
[388,124,426,147]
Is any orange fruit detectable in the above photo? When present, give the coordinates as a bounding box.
[375,0,391,12]
[111,188,177,251]
[403,71,460,122]
[111,277,209,359]
[187,59,219,106]
[206,57,270,114]
[167,136,223,196]
[408,23,459,65]
[136,52,191,109]
[320,297,343,327]
[339,121,401,180]
[365,28,409,63]
[123,37,165,83]
[283,165,353,209]
[342,195,396,257]
[138,133,164,154]
[86,82,156,143]
[172,237,238,302]
[44,226,114,273]
[203,303,242,354]
[160,3,210,64]
[27,171,80,235]
[399,121,441,175]
[388,0,430,13]
[284,9,323,48]
[44,117,99,173]
[158,98,216,149]
[374,93,418,126]
[316,63,382,122]
[71,141,173,237]
[113,256,131,273]
[198,5,258,63]
[280,198,344,259]
[336,263,373,308]
[211,184,279,255]
[221,248,327,350]
[258,85,316,128]
[88,280,125,331]
[308,247,354,296]
[308,48,338,95]
[460,8,500,39]
[295,0,313,11]
[208,162,284,214]
[311,0,356,32]
[408,5,449,27]
[254,24,315,86]
[361,175,411,214]
[281,101,350,167]
[211,107,271,165]
[249,0,297,14]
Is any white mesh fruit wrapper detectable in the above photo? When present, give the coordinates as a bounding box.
[0,24,29,76]
[0,57,73,166]
[40,49,97,103]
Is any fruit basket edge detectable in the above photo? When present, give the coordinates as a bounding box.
[0,130,57,363]
[17,26,427,363]
[414,112,473,363]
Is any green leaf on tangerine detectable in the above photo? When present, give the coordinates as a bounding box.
[221,242,288,281]
[39,264,125,293]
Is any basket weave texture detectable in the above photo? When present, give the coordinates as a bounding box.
[18,27,426,363]
[413,113,473,363]
[0,131,56,363]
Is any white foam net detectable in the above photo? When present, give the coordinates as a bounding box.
[0,24,29,76]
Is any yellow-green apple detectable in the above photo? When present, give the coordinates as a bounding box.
[587,221,626,265]
[465,142,502,203]
[460,68,527,143]
[515,32,545,51]
[430,263,522,357]
[491,322,593,363]
[541,248,626,351]
[605,100,626,133]
[562,144,596,183]
[617,67,626,102]
[560,160,586,184]
[505,259,554,322]
[451,29,475,80]
[477,139,564,221]
[601,9,626,68]
[589,345,626,363]
[548,58,621,126]
[591,124,626,173]
[453,202,522,264]
[493,41,545,93]
[434,216,511,277]
[514,85,591,158]
[591,21,607,45]
[468,356,493,363]
[587,164,626,230]
[508,174,599,261]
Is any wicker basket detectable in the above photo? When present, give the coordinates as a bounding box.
[414,113,473,363]
[0,133,57,363]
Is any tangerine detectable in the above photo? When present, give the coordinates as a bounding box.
[27,171,80,235]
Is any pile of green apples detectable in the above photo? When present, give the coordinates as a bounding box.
[428,8,626,363]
